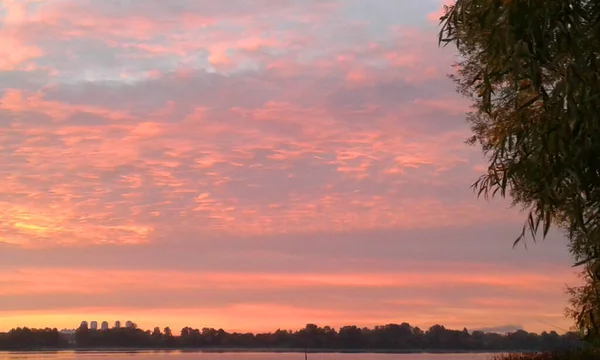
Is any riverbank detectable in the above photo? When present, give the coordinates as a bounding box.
[0,348,528,354]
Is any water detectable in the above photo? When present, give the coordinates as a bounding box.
[0,352,499,360]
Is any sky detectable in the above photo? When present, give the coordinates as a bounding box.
[0,0,579,334]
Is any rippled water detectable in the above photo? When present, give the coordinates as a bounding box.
[0,351,499,360]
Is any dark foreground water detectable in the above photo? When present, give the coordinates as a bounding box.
[0,352,499,360]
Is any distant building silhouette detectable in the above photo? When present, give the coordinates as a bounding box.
[114,320,121,329]
[125,320,133,328]
[79,321,88,329]
[90,321,98,331]
[101,321,109,331]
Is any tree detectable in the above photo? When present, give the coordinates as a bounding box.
[0,323,586,351]
[163,327,172,337]
[439,0,600,340]
[151,327,162,346]
[162,327,175,347]
[75,322,90,347]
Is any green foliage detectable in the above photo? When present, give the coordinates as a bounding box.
[438,0,600,340]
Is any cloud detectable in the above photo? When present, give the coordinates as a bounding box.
[0,266,576,297]
[0,58,491,247]
[0,0,577,334]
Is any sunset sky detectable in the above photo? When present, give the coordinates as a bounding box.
[0,0,578,334]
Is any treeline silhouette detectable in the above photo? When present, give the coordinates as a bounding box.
[0,323,584,352]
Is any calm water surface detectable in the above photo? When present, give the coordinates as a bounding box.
[0,352,500,360]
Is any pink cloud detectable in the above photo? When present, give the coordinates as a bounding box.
[0,0,576,335]
[0,37,42,71]
[0,267,575,296]
[413,97,472,116]
[426,0,455,24]
[0,81,497,247]
[0,89,132,121]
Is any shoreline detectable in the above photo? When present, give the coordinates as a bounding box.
[0,348,529,354]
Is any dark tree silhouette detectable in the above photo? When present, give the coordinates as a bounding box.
[0,322,586,351]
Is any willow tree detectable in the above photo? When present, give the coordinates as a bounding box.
[439,0,600,339]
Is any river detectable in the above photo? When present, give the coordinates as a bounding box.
[0,351,502,360]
